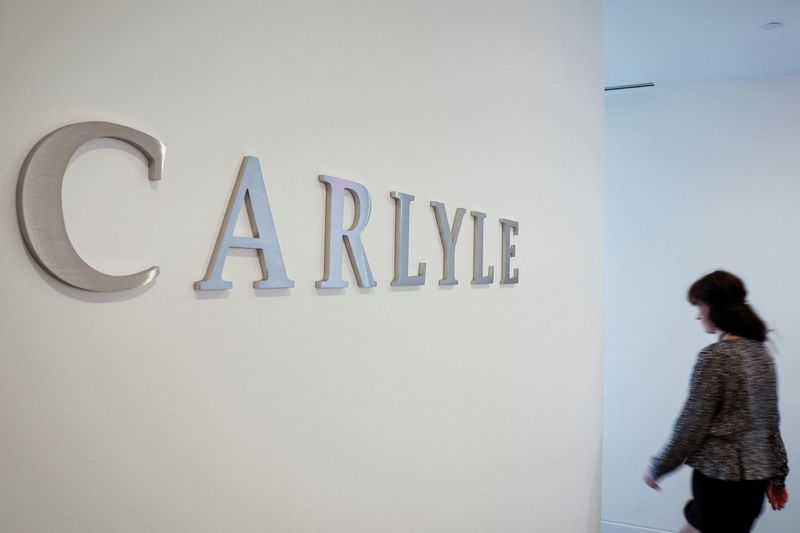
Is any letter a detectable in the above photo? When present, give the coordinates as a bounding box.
[195,157,293,290]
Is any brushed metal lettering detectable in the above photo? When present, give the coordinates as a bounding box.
[195,157,294,290]
[390,191,426,286]
[316,175,376,289]
[430,201,465,286]
[470,211,494,284]
[16,121,164,292]
[500,218,519,284]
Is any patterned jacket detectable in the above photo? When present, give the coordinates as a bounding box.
[650,339,789,487]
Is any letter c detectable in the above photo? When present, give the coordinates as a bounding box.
[16,122,165,292]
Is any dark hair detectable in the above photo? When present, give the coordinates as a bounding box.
[687,270,767,342]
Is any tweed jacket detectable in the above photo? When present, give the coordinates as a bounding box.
[650,339,789,487]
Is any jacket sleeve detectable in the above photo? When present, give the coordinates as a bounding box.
[769,418,790,488]
[649,348,723,480]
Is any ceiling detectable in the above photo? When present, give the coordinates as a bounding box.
[604,0,800,87]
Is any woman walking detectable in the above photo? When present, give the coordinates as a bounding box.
[644,270,789,532]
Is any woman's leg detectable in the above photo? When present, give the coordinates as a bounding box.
[690,473,767,532]
[679,522,701,533]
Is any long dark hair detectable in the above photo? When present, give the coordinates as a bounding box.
[687,270,768,342]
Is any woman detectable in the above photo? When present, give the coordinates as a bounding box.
[643,270,789,533]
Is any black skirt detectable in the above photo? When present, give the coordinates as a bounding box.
[684,469,768,533]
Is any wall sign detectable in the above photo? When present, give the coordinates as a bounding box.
[17,122,519,293]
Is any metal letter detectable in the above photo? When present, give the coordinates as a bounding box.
[471,211,494,284]
[430,201,465,286]
[16,121,164,292]
[390,192,426,286]
[500,218,519,284]
[316,176,376,289]
[195,157,294,290]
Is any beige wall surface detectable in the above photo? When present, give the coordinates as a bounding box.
[0,1,604,532]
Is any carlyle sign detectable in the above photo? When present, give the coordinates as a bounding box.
[17,122,519,293]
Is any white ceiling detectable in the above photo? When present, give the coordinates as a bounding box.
[605,0,800,87]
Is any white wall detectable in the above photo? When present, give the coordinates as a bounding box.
[0,1,604,532]
[604,75,800,532]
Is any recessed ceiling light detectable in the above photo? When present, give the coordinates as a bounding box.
[762,22,784,30]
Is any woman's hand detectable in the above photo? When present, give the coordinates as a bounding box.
[643,472,661,491]
[766,486,788,510]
